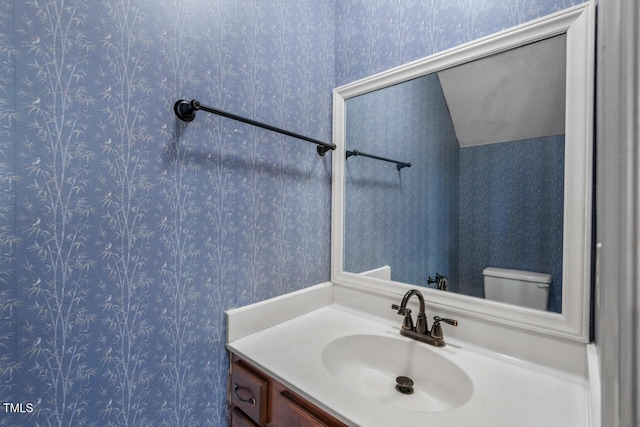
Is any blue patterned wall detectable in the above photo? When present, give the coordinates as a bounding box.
[0,0,582,425]
[1,1,333,425]
[0,0,17,423]
[344,74,459,287]
[459,136,565,312]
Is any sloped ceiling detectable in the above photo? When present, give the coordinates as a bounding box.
[438,34,567,147]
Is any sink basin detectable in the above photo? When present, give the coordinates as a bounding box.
[321,334,473,412]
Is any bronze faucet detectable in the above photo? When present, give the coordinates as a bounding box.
[391,289,458,347]
[427,273,448,291]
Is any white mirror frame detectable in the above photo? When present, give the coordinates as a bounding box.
[331,2,594,343]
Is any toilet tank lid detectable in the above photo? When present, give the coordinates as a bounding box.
[482,267,552,284]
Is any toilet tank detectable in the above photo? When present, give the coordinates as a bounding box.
[482,267,551,310]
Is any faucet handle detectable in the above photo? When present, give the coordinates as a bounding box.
[430,316,458,341]
[433,316,458,327]
[391,304,414,330]
[391,304,408,315]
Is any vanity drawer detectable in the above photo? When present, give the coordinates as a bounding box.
[231,360,268,426]
[231,406,260,427]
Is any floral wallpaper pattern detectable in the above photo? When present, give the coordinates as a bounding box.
[1,0,582,425]
[3,0,332,425]
[1,1,18,425]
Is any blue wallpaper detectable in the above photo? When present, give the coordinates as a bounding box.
[1,1,333,425]
[459,136,565,312]
[344,74,459,287]
[0,1,17,423]
[0,0,582,425]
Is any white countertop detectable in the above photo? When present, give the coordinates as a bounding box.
[227,289,588,427]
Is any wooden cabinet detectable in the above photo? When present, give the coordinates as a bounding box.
[230,359,268,426]
[228,353,348,427]
[231,406,261,427]
[274,390,331,427]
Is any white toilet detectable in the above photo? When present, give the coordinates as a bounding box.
[482,267,551,310]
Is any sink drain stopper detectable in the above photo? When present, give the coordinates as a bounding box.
[395,376,414,395]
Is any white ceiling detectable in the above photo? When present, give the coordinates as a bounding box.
[437,34,567,148]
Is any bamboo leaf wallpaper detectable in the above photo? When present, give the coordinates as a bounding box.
[1,0,581,425]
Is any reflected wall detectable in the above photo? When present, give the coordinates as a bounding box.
[458,136,565,312]
[344,74,459,288]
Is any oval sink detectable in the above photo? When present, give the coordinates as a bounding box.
[321,334,473,412]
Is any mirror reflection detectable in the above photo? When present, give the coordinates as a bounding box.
[344,35,566,313]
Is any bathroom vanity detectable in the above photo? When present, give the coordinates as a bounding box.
[227,283,594,427]
[227,3,597,426]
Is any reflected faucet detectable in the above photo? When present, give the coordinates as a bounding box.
[427,273,448,291]
[391,289,458,347]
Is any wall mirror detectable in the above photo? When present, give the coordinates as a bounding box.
[331,3,594,342]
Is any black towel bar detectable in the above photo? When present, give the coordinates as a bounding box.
[345,149,411,170]
[174,99,336,156]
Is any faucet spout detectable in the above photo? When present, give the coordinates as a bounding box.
[397,289,428,335]
[399,289,425,315]
[391,289,458,347]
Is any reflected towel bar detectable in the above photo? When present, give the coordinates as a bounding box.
[174,99,336,156]
[346,150,411,170]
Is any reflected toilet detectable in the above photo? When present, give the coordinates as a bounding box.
[482,267,551,310]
